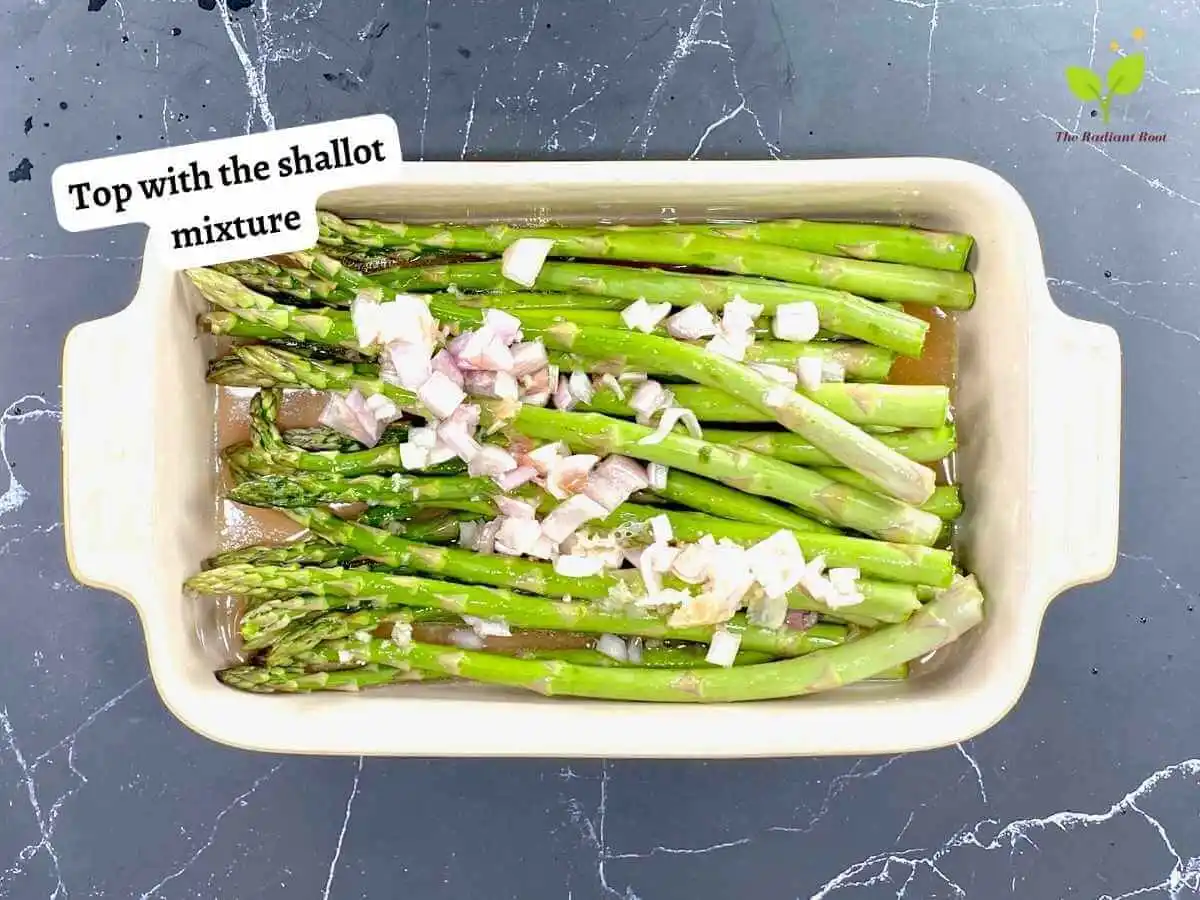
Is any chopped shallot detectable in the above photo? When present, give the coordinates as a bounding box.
[461,614,512,638]
[666,303,718,340]
[449,629,485,650]
[430,349,466,388]
[822,360,847,383]
[526,441,568,475]
[745,530,807,599]
[319,389,383,447]
[398,442,431,470]
[722,296,764,333]
[540,494,609,543]
[510,341,549,377]
[596,634,628,662]
[495,465,538,491]
[455,329,515,372]
[746,591,789,630]
[773,301,820,342]
[796,356,823,393]
[629,380,673,424]
[381,341,433,390]
[546,453,600,499]
[649,514,673,544]
[620,298,672,333]
[483,308,523,345]
[567,370,594,404]
[646,463,669,490]
[598,373,625,401]
[494,517,544,556]
[418,371,466,419]
[705,628,742,667]
[785,609,819,631]
[554,554,607,578]
[552,375,576,410]
[706,332,750,361]
[468,444,519,476]
[495,496,538,520]
[671,542,711,584]
[637,407,702,445]
[584,455,650,512]
[501,238,555,287]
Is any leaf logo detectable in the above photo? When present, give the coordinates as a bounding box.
[1065,40,1146,123]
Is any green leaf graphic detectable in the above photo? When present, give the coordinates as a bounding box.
[1106,52,1145,95]
[1065,66,1103,102]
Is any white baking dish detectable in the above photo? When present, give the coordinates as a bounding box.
[61,158,1121,757]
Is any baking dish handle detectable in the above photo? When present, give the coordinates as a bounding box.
[62,305,153,603]
[1032,306,1122,599]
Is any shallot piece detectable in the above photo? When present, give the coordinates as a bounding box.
[381,340,433,391]
[773,301,820,342]
[460,518,502,554]
[745,530,807,599]
[666,303,718,340]
[483,308,524,345]
[546,453,600,499]
[620,298,672,333]
[454,328,515,372]
[598,373,626,401]
[746,591,789,630]
[554,554,607,578]
[795,356,824,393]
[637,407,702,445]
[418,371,466,419]
[552,375,576,411]
[706,331,750,361]
[567,370,595,404]
[430,349,466,388]
[584,455,650,512]
[496,496,538,520]
[785,609,819,631]
[398,442,431,470]
[525,441,569,476]
[319,389,383,447]
[821,360,847,383]
[671,542,712,584]
[705,628,742,668]
[596,634,629,662]
[646,463,669,490]
[722,296,764,334]
[649,514,673,544]
[461,614,512,638]
[437,404,483,460]
[363,393,401,424]
[463,370,520,401]
[501,238,556,287]
[510,341,549,377]
[495,465,538,492]
[468,444,519,476]
[540,494,609,543]
[494,517,544,556]
[629,380,673,424]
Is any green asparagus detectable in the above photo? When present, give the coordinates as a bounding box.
[317,212,975,309]
[703,424,956,467]
[267,574,981,700]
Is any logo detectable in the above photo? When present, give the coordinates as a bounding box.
[1064,29,1146,124]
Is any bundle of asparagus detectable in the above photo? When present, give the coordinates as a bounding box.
[188,212,985,702]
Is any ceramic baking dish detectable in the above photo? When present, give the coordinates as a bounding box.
[61,158,1121,757]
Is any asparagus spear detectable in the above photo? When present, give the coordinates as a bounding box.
[431,302,936,504]
[703,424,956,467]
[227,347,941,544]
[274,575,982,700]
[643,470,838,534]
[217,663,438,692]
[547,340,896,382]
[580,382,949,429]
[279,425,403,453]
[623,220,974,273]
[246,389,467,477]
[228,472,499,509]
[373,259,929,356]
[591,504,955,586]
[515,645,774,668]
[203,538,360,570]
[188,268,361,347]
[317,213,975,309]
[188,563,850,656]
[498,405,943,545]
[812,467,963,520]
[280,510,920,621]
[212,258,354,306]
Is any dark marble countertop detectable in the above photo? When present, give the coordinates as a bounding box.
[2,1,1196,897]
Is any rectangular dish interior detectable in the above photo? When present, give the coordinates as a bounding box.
[142,163,1035,753]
